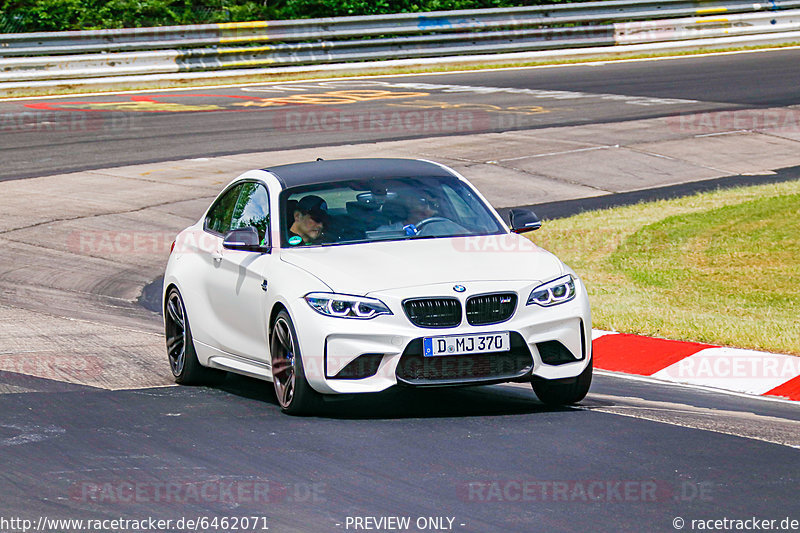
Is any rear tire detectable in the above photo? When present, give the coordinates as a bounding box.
[531,359,592,406]
[270,310,322,415]
[165,287,226,385]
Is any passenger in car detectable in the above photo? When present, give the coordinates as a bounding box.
[288,195,329,245]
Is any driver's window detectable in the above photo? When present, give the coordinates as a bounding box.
[230,182,270,245]
[205,183,244,235]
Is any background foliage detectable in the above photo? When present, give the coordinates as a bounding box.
[1,0,572,32]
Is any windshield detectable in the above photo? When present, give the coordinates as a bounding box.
[280,176,505,247]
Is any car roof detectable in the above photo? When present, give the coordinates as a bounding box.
[263,158,455,188]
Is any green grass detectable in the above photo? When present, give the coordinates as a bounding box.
[527,180,800,355]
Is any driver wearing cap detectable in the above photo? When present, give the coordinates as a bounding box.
[289,195,329,245]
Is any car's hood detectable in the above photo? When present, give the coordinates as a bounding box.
[279,234,564,294]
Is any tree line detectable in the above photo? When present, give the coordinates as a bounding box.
[1,0,570,33]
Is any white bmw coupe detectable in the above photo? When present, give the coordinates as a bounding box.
[163,158,592,414]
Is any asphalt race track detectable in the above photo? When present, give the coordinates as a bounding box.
[2,372,799,532]
[1,49,799,532]
[3,48,800,181]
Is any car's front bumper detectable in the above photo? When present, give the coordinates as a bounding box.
[287,279,592,394]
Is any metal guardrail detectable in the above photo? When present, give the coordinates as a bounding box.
[2,0,800,84]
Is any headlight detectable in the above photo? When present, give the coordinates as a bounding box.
[304,293,392,319]
[527,275,576,307]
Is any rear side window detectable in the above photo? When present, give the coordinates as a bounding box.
[205,183,244,235]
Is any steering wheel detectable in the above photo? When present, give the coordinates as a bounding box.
[414,216,452,231]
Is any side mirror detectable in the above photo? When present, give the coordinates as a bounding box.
[508,208,542,233]
[223,227,269,253]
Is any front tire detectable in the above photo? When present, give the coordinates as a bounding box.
[531,359,592,406]
[165,287,226,385]
[270,310,322,415]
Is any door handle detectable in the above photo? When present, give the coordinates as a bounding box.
[211,250,223,262]
[261,279,268,292]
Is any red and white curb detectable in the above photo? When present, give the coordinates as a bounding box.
[592,331,800,401]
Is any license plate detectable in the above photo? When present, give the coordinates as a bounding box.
[423,332,510,357]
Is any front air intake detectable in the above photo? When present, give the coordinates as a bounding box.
[537,341,579,365]
[330,353,384,379]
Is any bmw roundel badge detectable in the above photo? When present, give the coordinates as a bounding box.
[453,285,466,293]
